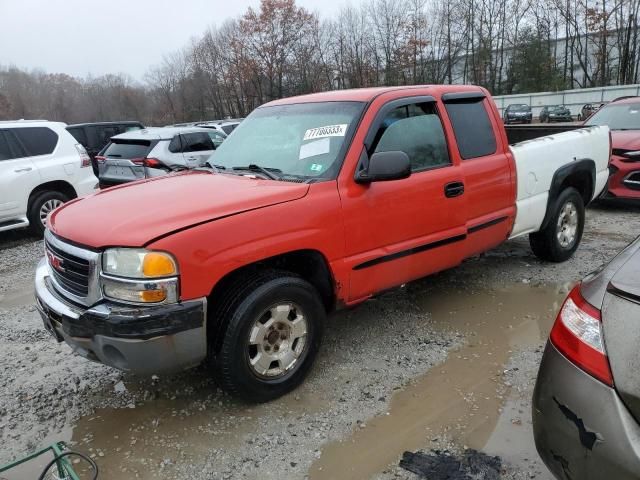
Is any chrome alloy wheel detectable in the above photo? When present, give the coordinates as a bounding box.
[39,199,64,226]
[556,201,578,248]
[247,303,308,378]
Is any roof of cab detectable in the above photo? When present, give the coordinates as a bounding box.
[263,85,486,107]
[111,126,214,141]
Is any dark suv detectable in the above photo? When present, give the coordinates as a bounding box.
[503,104,532,124]
[66,121,144,175]
[539,105,572,123]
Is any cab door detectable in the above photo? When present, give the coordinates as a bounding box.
[338,96,468,303]
[441,93,515,258]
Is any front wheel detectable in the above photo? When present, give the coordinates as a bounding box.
[529,187,585,262]
[211,271,325,402]
[28,190,69,236]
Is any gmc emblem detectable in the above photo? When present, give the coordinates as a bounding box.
[46,250,65,273]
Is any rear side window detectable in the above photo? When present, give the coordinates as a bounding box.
[12,127,58,156]
[444,100,497,159]
[0,131,19,160]
[207,131,226,148]
[221,124,237,135]
[67,127,88,146]
[372,102,450,172]
[103,140,154,159]
[182,132,214,152]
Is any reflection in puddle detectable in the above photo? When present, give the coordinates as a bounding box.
[68,386,324,479]
[309,282,567,479]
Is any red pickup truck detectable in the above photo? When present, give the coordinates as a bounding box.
[35,85,611,401]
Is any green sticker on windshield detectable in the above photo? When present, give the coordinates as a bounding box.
[310,164,323,172]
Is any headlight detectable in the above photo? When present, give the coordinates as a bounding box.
[101,248,179,304]
[103,248,177,278]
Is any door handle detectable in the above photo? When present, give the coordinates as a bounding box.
[14,167,32,173]
[444,181,465,198]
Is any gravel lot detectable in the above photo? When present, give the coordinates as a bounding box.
[0,201,638,479]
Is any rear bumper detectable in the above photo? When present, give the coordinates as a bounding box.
[34,258,207,374]
[533,342,640,480]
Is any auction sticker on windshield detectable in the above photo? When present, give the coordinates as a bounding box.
[303,124,347,141]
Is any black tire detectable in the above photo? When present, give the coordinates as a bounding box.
[28,190,69,236]
[529,187,585,262]
[211,271,325,402]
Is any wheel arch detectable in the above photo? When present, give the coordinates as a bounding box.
[27,180,78,211]
[206,249,336,353]
[540,159,595,231]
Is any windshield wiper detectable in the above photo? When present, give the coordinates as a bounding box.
[232,164,282,180]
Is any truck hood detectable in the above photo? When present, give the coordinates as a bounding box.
[49,172,310,248]
[611,130,640,150]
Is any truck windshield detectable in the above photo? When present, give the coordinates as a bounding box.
[211,102,365,179]
[585,103,640,130]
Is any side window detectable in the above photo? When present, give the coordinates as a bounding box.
[12,127,58,156]
[95,126,119,147]
[444,99,497,159]
[168,135,182,153]
[0,132,15,161]
[67,127,88,146]
[182,132,214,152]
[372,102,450,172]
[207,131,226,148]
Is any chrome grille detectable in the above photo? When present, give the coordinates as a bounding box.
[46,239,90,295]
[44,230,101,306]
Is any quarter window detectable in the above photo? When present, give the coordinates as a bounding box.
[444,99,497,159]
[372,103,450,172]
[12,127,58,156]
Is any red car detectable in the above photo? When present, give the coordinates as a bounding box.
[584,97,640,200]
[34,86,610,401]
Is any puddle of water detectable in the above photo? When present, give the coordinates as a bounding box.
[309,282,567,480]
[1,428,73,480]
[66,384,325,479]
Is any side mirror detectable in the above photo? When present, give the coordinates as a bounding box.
[355,151,411,184]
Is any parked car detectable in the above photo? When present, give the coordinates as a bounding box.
[533,236,640,479]
[35,85,610,402]
[66,121,144,176]
[97,127,225,188]
[195,118,243,135]
[577,103,605,121]
[584,97,640,201]
[540,105,573,123]
[503,104,532,124]
[0,120,96,235]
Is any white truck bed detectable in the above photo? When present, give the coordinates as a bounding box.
[510,126,610,238]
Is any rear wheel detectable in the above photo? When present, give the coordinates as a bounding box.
[211,271,325,402]
[529,187,584,262]
[28,190,69,236]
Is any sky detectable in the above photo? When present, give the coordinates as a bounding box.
[0,0,347,81]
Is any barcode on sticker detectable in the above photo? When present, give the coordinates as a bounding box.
[303,124,347,141]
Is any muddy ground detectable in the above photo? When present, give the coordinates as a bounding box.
[0,202,638,479]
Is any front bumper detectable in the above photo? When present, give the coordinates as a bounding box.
[606,156,640,200]
[533,342,640,480]
[35,258,207,374]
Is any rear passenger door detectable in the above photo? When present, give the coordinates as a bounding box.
[180,132,215,167]
[341,98,468,302]
[442,93,515,257]
[0,130,41,222]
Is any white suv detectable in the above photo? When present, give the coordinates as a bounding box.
[0,121,97,236]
